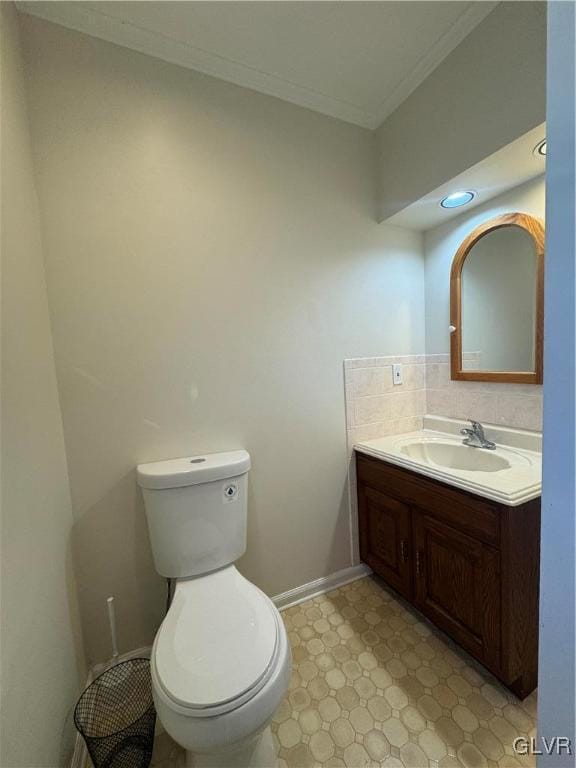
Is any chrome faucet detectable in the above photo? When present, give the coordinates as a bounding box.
[460,420,496,450]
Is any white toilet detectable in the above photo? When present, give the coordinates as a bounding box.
[137,450,291,768]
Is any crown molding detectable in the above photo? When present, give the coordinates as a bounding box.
[17,1,497,131]
[16,1,374,128]
[371,1,498,128]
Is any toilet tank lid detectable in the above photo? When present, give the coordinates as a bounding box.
[137,450,250,489]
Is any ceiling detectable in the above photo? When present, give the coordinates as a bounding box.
[387,123,546,231]
[17,1,496,129]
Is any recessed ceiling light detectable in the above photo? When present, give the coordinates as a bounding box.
[440,191,475,209]
[534,139,547,157]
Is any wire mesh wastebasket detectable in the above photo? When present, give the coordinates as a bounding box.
[74,658,156,768]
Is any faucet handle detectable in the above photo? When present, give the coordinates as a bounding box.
[462,420,495,449]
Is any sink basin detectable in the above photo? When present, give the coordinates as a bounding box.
[354,425,541,506]
[399,440,510,472]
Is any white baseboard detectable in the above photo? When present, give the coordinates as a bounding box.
[70,724,88,768]
[272,564,372,611]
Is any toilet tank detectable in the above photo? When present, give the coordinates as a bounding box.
[137,450,251,579]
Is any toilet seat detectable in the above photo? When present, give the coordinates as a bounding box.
[153,566,280,717]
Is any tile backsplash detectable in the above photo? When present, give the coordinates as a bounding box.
[425,354,543,432]
[344,355,427,452]
[344,353,543,453]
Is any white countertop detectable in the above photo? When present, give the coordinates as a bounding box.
[354,421,542,507]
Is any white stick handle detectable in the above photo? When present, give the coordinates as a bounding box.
[107,596,119,661]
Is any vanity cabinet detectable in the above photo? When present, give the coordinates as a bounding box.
[412,513,501,673]
[356,452,540,698]
[362,488,412,599]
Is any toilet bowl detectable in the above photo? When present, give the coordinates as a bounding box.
[137,451,291,767]
[151,566,291,766]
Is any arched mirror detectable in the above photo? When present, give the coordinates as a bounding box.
[450,213,544,384]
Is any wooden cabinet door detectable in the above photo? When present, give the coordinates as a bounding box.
[358,486,412,600]
[413,512,501,672]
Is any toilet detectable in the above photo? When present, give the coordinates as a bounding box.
[137,450,291,768]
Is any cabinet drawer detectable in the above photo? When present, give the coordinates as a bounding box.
[356,452,500,547]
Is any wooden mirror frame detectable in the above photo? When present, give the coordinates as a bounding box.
[450,212,545,384]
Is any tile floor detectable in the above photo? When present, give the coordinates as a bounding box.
[150,576,537,768]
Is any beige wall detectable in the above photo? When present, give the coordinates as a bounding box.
[0,5,86,765]
[21,17,425,665]
[376,2,546,222]
[424,176,545,431]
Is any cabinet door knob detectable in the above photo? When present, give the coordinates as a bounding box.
[400,540,408,563]
[416,550,423,575]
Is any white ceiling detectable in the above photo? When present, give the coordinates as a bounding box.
[17,1,497,129]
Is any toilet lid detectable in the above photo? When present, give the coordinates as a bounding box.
[154,567,279,712]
